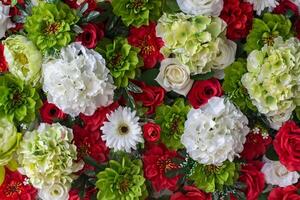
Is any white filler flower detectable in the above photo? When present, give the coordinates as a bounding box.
[245,0,278,15]
[176,0,224,16]
[101,106,144,153]
[42,43,115,117]
[181,96,250,165]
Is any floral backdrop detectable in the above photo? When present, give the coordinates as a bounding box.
[0,0,300,199]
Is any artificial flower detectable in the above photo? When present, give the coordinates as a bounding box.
[143,122,161,143]
[176,0,223,16]
[142,144,181,192]
[273,0,299,16]
[24,2,79,53]
[0,73,42,123]
[189,161,239,193]
[40,101,66,124]
[245,0,279,15]
[187,78,222,109]
[244,13,293,53]
[220,0,254,40]
[155,58,194,96]
[181,97,249,165]
[96,155,147,200]
[101,106,144,152]
[17,123,83,189]
[38,183,70,200]
[75,23,104,49]
[63,0,97,13]
[3,35,42,85]
[273,120,300,171]
[170,185,212,200]
[0,43,8,72]
[42,42,115,117]
[0,2,14,39]
[111,0,161,27]
[268,184,300,200]
[69,188,96,200]
[155,98,190,150]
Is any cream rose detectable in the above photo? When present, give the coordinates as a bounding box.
[38,183,70,200]
[155,58,193,96]
[176,0,223,16]
[0,2,15,39]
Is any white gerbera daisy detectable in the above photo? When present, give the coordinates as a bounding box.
[101,106,144,152]
[245,0,278,15]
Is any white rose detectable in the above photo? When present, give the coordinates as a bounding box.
[176,0,223,16]
[38,183,70,200]
[212,38,237,70]
[261,160,299,187]
[0,2,15,39]
[155,58,193,96]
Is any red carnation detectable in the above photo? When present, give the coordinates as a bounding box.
[128,22,164,68]
[268,184,300,200]
[142,144,181,192]
[0,168,37,200]
[143,122,161,143]
[69,188,96,200]
[40,101,66,124]
[273,0,299,16]
[274,120,300,171]
[170,185,212,200]
[0,44,8,73]
[76,23,104,49]
[239,161,265,200]
[220,0,253,40]
[131,81,165,115]
[187,78,222,109]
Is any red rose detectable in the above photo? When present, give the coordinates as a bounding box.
[40,101,66,124]
[239,161,265,200]
[273,0,299,16]
[268,184,300,200]
[170,186,212,200]
[0,44,8,73]
[142,144,181,192]
[76,23,104,49]
[143,122,161,143]
[131,81,165,115]
[240,130,272,161]
[79,102,119,132]
[187,78,222,109]
[128,22,164,68]
[274,120,300,171]
[220,0,253,40]
[0,168,37,200]
[69,188,96,200]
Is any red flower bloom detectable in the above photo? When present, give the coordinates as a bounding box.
[0,44,8,73]
[128,22,164,68]
[187,78,222,109]
[69,188,96,200]
[0,168,37,200]
[239,161,265,200]
[294,19,300,39]
[274,120,300,171]
[63,0,97,12]
[143,122,161,143]
[273,0,299,16]
[170,185,212,200]
[76,23,104,49]
[268,184,300,200]
[131,81,165,115]
[40,101,66,124]
[240,130,272,161]
[220,0,253,40]
[79,102,119,132]
[142,144,181,192]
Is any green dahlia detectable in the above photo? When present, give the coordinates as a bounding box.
[244,13,293,54]
[96,155,147,200]
[189,161,239,193]
[155,98,190,150]
[0,74,42,123]
[112,0,161,27]
[24,2,78,53]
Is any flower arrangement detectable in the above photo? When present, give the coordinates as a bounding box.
[0,0,300,199]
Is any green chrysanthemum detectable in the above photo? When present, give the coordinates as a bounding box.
[112,0,161,27]
[189,161,239,193]
[24,2,79,53]
[222,59,256,113]
[244,13,293,53]
[0,74,42,123]
[96,155,147,200]
[155,98,190,150]
[102,37,143,88]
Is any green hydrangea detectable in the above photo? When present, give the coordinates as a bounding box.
[155,98,190,150]
[222,59,256,113]
[244,13,293,54]
[24,2,79,53]
[112,0,161,27]
[0,117,21,166]
[189,161,239,193]
[17,123,83,188]
[96,155,147,200]
[242,37,300,122]
[102,37,143,88]
[3,35,42,85]
[0,74,42,123]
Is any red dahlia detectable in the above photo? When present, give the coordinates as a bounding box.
[40,101,66,124]
[76,23,104,49]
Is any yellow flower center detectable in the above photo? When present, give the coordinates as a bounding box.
[44,22,61,35]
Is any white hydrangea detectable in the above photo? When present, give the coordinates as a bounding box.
[0,2,15,39]
[245,0,278,15]
[176,0,223,16]
[42,43,115,117]
[181,97,250,165]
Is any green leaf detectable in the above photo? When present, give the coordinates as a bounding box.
[191,71,214,81]
[265,146,279,161]
[73,25,84,34]
[78,3,88,17]
[82,11,101,23]
[124,89,136,109]
[83,156,106,170]
[11,0,18,7]
[138,68,160,86]
[162,0,180,13]
[127,82,143,93]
